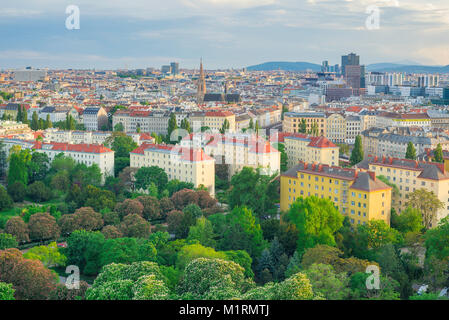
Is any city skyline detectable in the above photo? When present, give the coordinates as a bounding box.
[1,0,449,69]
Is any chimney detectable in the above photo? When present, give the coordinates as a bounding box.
[354,170,358,178]
[312,163,316,171]
[303,162,308,169]
[368,171,376,181]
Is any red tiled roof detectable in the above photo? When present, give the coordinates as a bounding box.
[49,142,113,153]
[308,136,337,148]
[205,111,234,117]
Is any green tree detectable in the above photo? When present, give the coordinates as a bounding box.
[391,206,424,234]
[0,186,13,211]
[23,242,67,267]
[304,263,351,300]
[434,143,444,163]
[350,135,364,165]
[405,142,417,160]
[228,167,278,219]
[0,282,15,300]
[407,188,444,229]
[167,113,178,141]
[219,119,230,134]
[7,148,31,187]
[134,166,168,193]
[187,217,217,248]
[216,207,266,258]
[45,114,52,129]
[180,118,192,134]
[65,230,106,275]
[299,119,307,133]
[7,181,26,202]
[0,233,18,250]
[424,217,449,261]
[31,111,39,131]
[286,196,344,256]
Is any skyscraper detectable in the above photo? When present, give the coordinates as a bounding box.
[170,62,179,75]
[197,59,206,104]
[341,53,360,76]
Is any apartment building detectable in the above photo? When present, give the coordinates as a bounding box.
[181,132,280,177]
[283,112,327,135]
[130,143,215,196]
[283,133,339,169]
[326,113,346,143]
[358,155,449,226]
[345,115,362,144]
[189,111,236,133]
[280,162,392,226]
[376,112,431,129]
[248,107,282,128]
[0,121,32,136]
[361,127,449,159]
[83,107,108,131]
[42,128,153,146]
[112,110,170,135]
[1,138,115,181]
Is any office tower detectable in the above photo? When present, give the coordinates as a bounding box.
[345,65,362,94]
[161,65,171,74]
[321,61,329,73]
[341,53,360,76]
[170,62,179,75]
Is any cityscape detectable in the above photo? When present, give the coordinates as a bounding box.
[1,0,449,308]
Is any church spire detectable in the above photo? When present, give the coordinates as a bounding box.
[197,58,206,104]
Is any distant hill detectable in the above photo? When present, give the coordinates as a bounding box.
[247,61,321,72]
[367,63,449,73]
[247,61,449,73]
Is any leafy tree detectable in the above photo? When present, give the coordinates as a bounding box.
[285,251,301,278]
[0,248,57,300]
[305,263,351,300]
[119,214,151,238]
[0,186,13,211]
[167,113,178,141]
[8,148,31,187]
[23,242,67,267]
[405,142,417,160]
[286,196,343,256]
[409,293,448,300]
[223,250,254,279]
[136,196,161,220]
[350,135,364,165]
[28,212,60,242]
[7,181,27,202]
[353,220,402,260]
[187,217,216,248]
[275,143,288,172]
[45,114,52,129]
[273,272,315,300]
[299,119,307,133]
[5,217,29,243]
[0,233,18,250]
[177,244,227,270]
[99,238,157,267]
[65,230,106,275]
[180,118,191,134]
[228,167,279,219]
[28,152,49,183]
[0,282,15,300]
[424,217,449,260]
[134,166,168,193]
[166,179,194,197]
[101,225,123,239]
[72,207,104,231]
[31,111,39,130]
[216,207,266,258]
[27,181,52,202]
[179,258,252,299]
[391,206,424,234]
[0,141,8,178]
[350,272,400,300]
[115,198,144,219]
[219,119,230,134]
[407,188,444,229]
[114,123,124,132]
[434,143,444,163]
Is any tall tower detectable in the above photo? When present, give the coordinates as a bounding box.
[197,58,206,104]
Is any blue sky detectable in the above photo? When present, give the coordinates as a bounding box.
[1,0,449,69]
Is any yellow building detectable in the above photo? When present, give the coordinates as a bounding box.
[281,162,392,226]
[283,112,326,135]
[190,111,236,133]
[283,133,339,169]
[357,155,449,227]
[130,143,216,196]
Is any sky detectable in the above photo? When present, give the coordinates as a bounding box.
[1,0,449,70]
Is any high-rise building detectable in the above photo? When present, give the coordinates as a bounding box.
[321,61,329,73]
[170,62,179,75]
[197,59,206,104]
[161,65,171,74]
[341,53,360,76]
